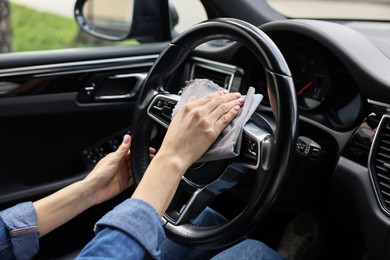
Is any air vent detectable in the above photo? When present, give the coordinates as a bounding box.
[369,115,390,213]
[190,57,243,92]
[192,66,230,88]
[342,102,385,166]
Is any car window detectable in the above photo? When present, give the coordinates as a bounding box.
[170,0,207,33]
[266,0,390,21]
[0,0,207,54]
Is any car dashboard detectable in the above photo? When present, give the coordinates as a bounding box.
[166,18,390,258]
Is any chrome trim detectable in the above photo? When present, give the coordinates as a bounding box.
[368,99,390,112]
[0,55,158,78]
[238,122,271,170]
[368,114,390,217]
[95,73,147,100]
[190,57,244,91]
[147,94,181,128]
[164,179,203,225]
[36,63,154,77]
[191,57,244,74]
[108,73,147,80]
[363,100,390,216]
[164,163,245,225]
[0,82,19,95]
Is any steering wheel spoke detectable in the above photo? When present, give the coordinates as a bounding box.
[164,163,249,226]
[236,114,275,170]
[147,93,180,128]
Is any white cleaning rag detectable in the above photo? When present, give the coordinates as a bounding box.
[171,78,262,162]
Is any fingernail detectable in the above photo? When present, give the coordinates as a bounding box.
[233,105,240,111]
[238,97,245,103]
[223,89,229,94]
[123,135,131,144]
[234,92,241,98]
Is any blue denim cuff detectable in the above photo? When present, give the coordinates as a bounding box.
[95,198,165,259]
[0,201,39,259]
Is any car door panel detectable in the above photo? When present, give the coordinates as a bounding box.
[0,43,166,209]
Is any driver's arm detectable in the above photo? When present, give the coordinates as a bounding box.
[0,134,155,259]
[33,134,138,237]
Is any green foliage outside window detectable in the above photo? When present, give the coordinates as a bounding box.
[10,3,137,53]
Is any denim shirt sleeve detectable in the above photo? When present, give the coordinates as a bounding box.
[0,201,39,260]
[77,198,165,260]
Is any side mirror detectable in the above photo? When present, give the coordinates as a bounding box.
[74,0,177,42]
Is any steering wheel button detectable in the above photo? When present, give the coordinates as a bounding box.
[309,148,321,160]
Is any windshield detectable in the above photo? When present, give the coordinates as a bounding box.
[266,0,390,21]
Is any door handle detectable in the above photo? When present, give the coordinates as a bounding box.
[94,72,147,101]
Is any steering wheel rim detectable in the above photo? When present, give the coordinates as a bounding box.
[131,18,298,249]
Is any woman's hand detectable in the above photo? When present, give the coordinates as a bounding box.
[159,90,244,170]
[84,135,156,206]
[34,134,155,237]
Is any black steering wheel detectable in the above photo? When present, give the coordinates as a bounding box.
[131,18,298,250]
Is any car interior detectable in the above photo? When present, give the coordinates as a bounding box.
[1,0,390,259]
